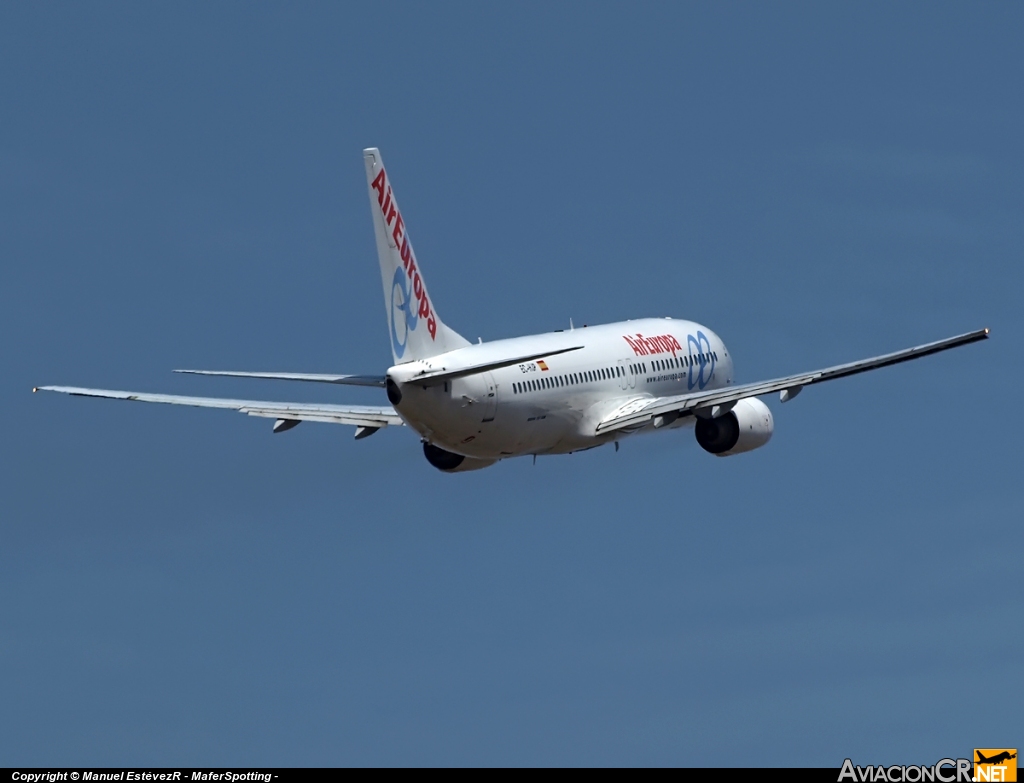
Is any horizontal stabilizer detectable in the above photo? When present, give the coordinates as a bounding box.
[175,370,386,387]
[411,346,585,384]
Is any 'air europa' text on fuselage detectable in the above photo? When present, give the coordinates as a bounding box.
[624,333,683,357]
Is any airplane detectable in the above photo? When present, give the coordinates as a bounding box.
[34,148,991,473]
[976,752,1016,765]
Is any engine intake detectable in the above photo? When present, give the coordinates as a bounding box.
[422,442,497,473]
[695,398,773,456]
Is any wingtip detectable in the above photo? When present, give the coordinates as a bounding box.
[32,386,37,393]
[984,327,990,336]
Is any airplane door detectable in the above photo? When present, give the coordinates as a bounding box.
[480,372,497,423]
[618,359,635,390]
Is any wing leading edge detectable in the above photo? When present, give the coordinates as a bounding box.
[174,370,386,387]
[596,327,989,434]
[34,386,403,436]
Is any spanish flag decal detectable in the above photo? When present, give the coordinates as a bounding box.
[536,360,549,371]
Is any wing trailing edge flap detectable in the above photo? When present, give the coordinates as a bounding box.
[33,386,403,431]
[595,328,990,434]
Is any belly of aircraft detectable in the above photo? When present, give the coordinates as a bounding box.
[396,384,591,459]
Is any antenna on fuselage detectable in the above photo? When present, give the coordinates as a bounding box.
[570,318,574,331]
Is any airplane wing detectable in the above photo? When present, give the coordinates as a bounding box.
[595,328,989,434]
[34,385,403,437]
[174,370,386,387]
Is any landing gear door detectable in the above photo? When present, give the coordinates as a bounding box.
[480,371,497,423]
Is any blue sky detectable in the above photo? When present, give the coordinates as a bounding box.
[2,2,1021,766]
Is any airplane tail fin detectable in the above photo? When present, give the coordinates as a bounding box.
[363,148,469,364]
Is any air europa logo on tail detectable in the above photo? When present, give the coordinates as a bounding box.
[371,167,437,355]
[623,333,682,357]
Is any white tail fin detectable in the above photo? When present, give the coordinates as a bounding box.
[363,148,469,364]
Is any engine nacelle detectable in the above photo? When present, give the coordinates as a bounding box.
[694,398,773,456]
[422,442,498,473]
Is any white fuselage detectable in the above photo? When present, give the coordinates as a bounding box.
[388,318,734,459]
